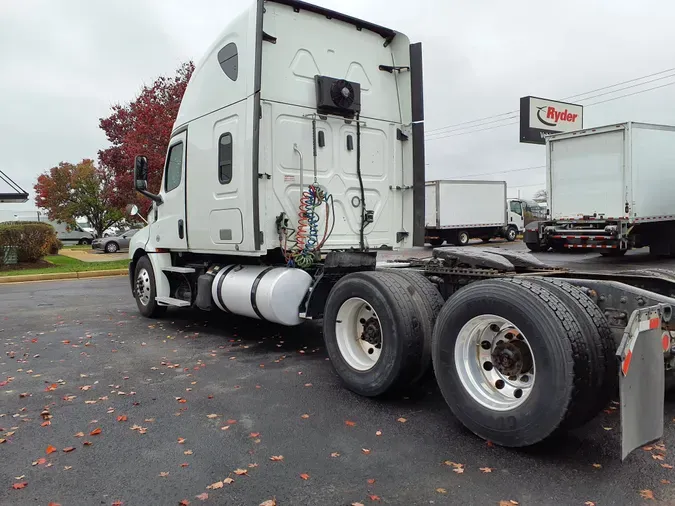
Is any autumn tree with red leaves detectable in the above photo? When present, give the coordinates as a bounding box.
[98,61,194,207]
[34,159,125,237]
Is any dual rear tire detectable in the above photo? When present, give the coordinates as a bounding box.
[324,271,616,447]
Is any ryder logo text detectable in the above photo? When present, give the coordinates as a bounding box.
[537,106,579,128]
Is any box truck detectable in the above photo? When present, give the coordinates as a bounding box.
[127,0,675,459]
[525,122,675,256]
[425,180,520,245]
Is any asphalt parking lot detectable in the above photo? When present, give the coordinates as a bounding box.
[1,247,675,505]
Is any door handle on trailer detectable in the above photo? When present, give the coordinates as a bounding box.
[178,219,184,239]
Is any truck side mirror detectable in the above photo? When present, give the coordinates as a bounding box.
[134,156,148,191]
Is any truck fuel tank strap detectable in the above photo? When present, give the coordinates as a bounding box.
[214,265,239,313]
[250,267,276,321]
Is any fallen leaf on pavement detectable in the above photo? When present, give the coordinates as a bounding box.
[375,431,382,436]
[250,432,260,438]
[480,467,493,473]
[63,447,75,453]
[46,445,57,455]
[585,502,596,506]
[270,455,284,461]
[48,503,61,506]
[112,502,124,506]
[206,414,218,419]
[223,477,234,484]
[117,415,127,422]
[0,439,5,444]
[180,463,189,468]
[12,482,27,490]
[331,452,340,457]
[436,488,447,494]
[498,502,519,506]
[226,419,237,424]
[453,467,465,474]
[369,495,381,502]
[351,503,364,506]
[300,473,310,480]
[159,472,169,477]
[397,417,407,423]
[184,450,193,455]
[662,463,673,469]
[195,493,208,501]
[179,501,190,506]
[367,479,376,485]
[661,479,671,484]
[221,426,230,431]
[345,420,356,427]
[260,500,277,506]
[41,421,51,427]
[592,463,602,468]
[249,463,259,468]
[653,454,665,461]
[362,448,371,455]
[14,475,24,480]
[644,446,654,451]
[640,489,655,500]
[83,441,92,446]
[177,437,185,444]
[234,468,248,475]
[89,428,101,436]
[207,481,224,490]
[301,414,310,419]
[602,427,613,431]
[74,432,84,438]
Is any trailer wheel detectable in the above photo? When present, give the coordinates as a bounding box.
[133,256,167,319]
[481,236,491,243]
[323,271,426,397]
[457,231,470,246]
[428,238,444,247]
[432,278,589,447]
[387,270,445,381]
[526,278,617,428]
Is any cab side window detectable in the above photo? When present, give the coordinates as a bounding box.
[165,143,184,192]
[218,133,233,184]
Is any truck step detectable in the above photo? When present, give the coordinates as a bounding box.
[155,296,191,307]
[162,266,196,274]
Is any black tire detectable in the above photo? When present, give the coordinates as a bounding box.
[431,278,590,447]
[323,271,427,397]
[386,270,445,381]
[526,241,542,252]
[133,256,166,318]
[526,278,617,428]
[428,238,444,247]
[481,237,491,243]
[105,241,119,253]
[78,238,92,245]
[457,231,470,246]
[599,249,627,257]
[505,227,517,242]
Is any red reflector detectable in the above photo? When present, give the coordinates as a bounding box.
[622,350,632,376]
[649,317,660,329]
[663,333,670,352]
[155,248,170,253]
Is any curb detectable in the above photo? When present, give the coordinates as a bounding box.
[0,269,128,284]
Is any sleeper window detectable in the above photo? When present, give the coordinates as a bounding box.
[219,133,233,184]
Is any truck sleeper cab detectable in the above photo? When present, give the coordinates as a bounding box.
[129,0,674,460]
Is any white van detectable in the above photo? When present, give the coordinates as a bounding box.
[5,217,95,245]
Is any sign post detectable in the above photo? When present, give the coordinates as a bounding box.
[519,96,583,145]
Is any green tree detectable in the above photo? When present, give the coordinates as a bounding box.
[34,159,125,237]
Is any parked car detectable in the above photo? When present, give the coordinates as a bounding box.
[92,229,139,253]
[10,217,95,245]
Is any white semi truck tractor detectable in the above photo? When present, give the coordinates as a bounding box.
[129,0,675,459]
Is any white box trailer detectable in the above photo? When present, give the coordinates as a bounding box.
[525,122,675,256]
[425,180,515,245]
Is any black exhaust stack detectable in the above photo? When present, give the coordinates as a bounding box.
[410,42,425,247]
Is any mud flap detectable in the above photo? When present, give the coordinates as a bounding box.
[617,304,672,460]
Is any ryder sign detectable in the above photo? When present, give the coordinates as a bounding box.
[520,96,583,145]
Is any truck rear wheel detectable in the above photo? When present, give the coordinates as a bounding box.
[526,277,617,428]
[323,271,427,397]
[431,278,590,447]
[134,256,167,319]
[428,238,444,247]
[457,231,470,246]
[386,270,445,381]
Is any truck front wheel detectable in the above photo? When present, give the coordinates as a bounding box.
[432,278,590,447]
[505,226,518,242]
[134,256,167,319]
[323,271,427,397]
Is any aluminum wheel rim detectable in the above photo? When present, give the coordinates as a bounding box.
[106,243,117,253]
[459,232,469,244]
[507,229,516,240]
[455,314,535,411]
[136,268,152,306]
[335,297,382,371]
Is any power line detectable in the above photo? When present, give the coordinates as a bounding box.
[426,114,519,139]
[427,79,675,142]
[425,65,675,137]
[449,165,545,179]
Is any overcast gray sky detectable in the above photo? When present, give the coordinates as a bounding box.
[2,0,674,214]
